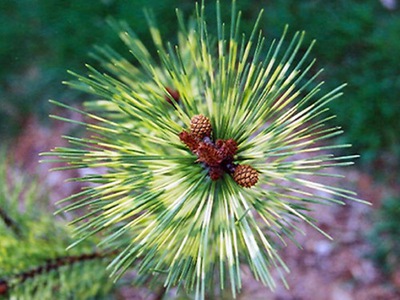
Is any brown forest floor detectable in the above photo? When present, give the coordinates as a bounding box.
[10,116,400,300]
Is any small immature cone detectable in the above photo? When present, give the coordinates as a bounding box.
[190,115,212,139]
[196,142,223,167]
[217,138,238,160]
[209,166,224,181]
[233,164,259,188]
[179,131,200,152]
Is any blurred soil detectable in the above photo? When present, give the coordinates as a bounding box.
[9,115,400,300]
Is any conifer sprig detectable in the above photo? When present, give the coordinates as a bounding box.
[43,1,368,299]
[0,151,117,299]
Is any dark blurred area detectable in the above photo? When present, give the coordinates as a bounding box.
[0,0,399,298]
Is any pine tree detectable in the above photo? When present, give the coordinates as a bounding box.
[33,0,368,299]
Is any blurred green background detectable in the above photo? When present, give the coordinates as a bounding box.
[1,0,399,164]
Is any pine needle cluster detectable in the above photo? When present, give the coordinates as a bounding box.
[43,1,367,298]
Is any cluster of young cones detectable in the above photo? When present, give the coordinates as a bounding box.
[179,115,258,188]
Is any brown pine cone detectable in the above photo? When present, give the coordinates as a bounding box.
[190,115,212,139]
[233,164,258,188]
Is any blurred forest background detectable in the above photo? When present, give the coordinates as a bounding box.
[0,0,399,299]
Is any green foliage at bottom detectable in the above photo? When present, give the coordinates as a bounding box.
[0,151,115,300]
[6,262,114,300]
